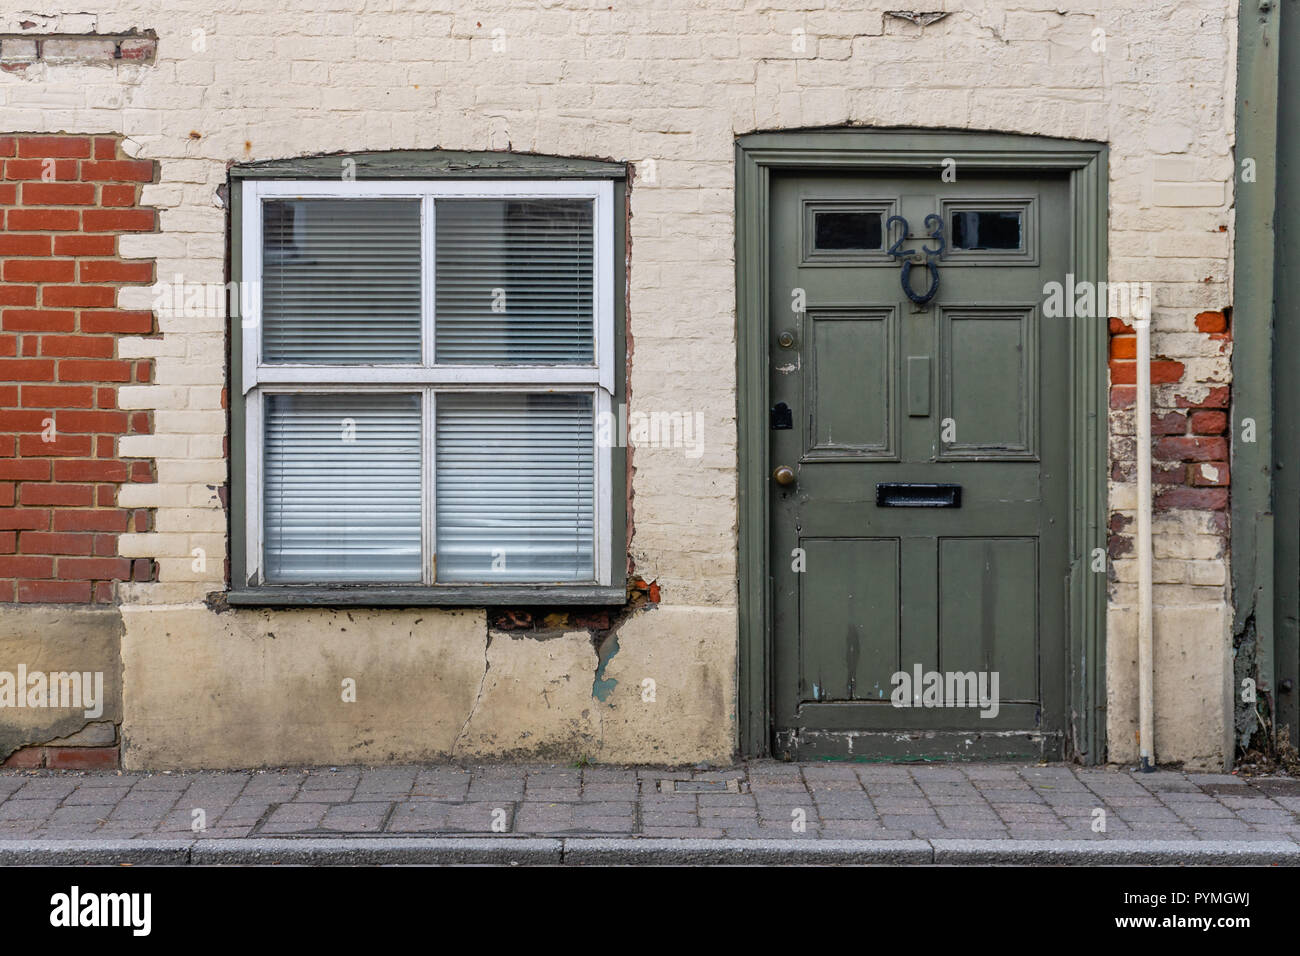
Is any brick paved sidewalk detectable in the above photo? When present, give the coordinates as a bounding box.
[2,760,1299,844]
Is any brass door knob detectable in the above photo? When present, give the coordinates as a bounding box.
[772,465,796,486]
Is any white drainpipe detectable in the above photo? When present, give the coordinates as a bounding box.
[1134,293,1155,772]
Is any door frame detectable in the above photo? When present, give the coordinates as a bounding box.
[735,128,1109,762]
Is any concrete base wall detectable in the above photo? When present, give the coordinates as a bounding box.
[1106,603,1234,771]
[0,596,1231,772]
[0,607,123,767]
[118,603,735,770]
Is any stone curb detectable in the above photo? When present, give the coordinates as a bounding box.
[0,840,192,866]
[192,837,563,865]
[3,837,1297,865]
[930,839,1300,866]
[560,838,935,865]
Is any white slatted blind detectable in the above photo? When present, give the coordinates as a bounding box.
[435,199,594,364]
[435,393,595,582]
[262,199,422,364]
[263,393,423,583]
[248,180,612,589]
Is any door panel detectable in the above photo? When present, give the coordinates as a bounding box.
[939,307,1036,457]
[937,536,1038,699]
[805,308,896,457]
[770,170,1071,759]
[798,537,900,702]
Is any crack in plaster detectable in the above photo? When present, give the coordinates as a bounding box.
[451,631,491,757]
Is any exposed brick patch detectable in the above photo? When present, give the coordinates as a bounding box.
[1151,411,1187,435]
[1154,487,1229,511]
[1189,461,1230,487]
[1156,436,1228,462]
[487,578,660,633]
[1109,358,1185,386]
[1109,310,1232,510]
[44,745,119,769]
[1109,309,1233,567]
[1110,385,1136,410]
[0,134,157,604]
[1190,410,1228,435]
[1,743,120,769]
[1195,310,1227,333]
[1176,385,1230,409]
[489,608,617,632]
[0,34,156,72]
[0,745,42,768]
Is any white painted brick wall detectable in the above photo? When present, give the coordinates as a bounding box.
[0,0,1237,622]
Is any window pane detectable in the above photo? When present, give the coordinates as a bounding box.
[435,199,594,364]
[264,393,422,583]
[814,211,882,250]
[950,210,1023,250]
[262,199,422,363]
[436,393,594,582]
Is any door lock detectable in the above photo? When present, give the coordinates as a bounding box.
[772,465,796,486]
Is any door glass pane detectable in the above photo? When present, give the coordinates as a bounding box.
[950,210,1023,250]
[436,392,595,582]
[435,199,594,364]
[262,199,422,364]
[813,211,883,250]
[264,392,422,583]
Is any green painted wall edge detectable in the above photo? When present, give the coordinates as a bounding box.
[1232,1,1284,746]
[226,152,628,604]
[229,150,628,180]
[1272,1,1300,743]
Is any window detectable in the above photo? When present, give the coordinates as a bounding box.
[938,198,1037,265]
[232,168,624,604]
[801,200,894,264]
[813,210,883,251]
[950,210,1022,250]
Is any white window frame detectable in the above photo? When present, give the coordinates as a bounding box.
[240,179,615,589]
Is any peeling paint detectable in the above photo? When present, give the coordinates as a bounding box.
[592,632,621,702]
[1233,611,1261,752]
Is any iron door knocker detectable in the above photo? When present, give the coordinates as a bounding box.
[886,214,944,306]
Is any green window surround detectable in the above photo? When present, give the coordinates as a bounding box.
[227,151,628,607]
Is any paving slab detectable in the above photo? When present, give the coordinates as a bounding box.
[0,761,1295,863]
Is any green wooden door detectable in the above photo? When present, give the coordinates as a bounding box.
[769,170,1071,760]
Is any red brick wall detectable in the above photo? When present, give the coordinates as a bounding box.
[1109,310,1232,512]
[0,133,157,603]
